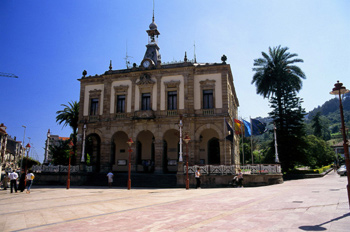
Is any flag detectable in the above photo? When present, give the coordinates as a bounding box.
[234,119,242,135]
[225,119,234,141]
[243,119,251,137]
[251,118,267,135]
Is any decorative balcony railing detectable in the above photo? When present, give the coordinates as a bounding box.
[133,110,155,119]
[32,165,93,173]
[185,164,281,175]
[167,110,178,116]
[115,113,126,119]
[203,109,214,115]
[89,115,99,122]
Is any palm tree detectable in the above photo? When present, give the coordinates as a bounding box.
[252,45,305,98]
[252,46,306,128]
[252,46,306,171]
[56,101,79,163]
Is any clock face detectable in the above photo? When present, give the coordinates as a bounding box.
[143,60,151,68]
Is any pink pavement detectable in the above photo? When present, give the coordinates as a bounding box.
[0,171,349,231]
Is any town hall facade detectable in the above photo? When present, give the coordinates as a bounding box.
[76,15,240,174]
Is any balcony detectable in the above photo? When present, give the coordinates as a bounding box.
[133,110,155,120]
[167,110,178,116]
[115,113,126,119]
[203,109,214,115]
[89,115,99,122]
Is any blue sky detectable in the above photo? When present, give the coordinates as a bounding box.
[1,0,349,162]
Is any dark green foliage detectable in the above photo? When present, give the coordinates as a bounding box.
[56,101,79,165]
[49,140,71,165]
[18,157,40,170]
[252,45,307,172]
[304,135,335,168]
[269,91,308,171]
[312,112,322,137]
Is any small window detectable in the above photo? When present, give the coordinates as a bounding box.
[167,91,177,110]
[116,95,126,113]
[142,93,151,110]
[90,98,99,115]
[203,89,213,109]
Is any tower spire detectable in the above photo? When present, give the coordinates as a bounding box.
[152,0,155,22]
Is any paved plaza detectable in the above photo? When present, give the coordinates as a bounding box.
[0,171,349,232]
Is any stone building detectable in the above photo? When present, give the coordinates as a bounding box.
[76,15,240,174]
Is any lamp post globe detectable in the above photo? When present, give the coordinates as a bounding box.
[330,81,350,209]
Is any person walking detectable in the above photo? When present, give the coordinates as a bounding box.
[25,170,35,193]
[9,170,18,193]
[195,168,201,189]
[2,173,9,190]
[18,170,26,192]
[237,169,243,188]
[106,171,114,188]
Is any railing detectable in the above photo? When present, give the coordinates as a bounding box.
[32,165,93,173]
[185,164,281,175]
[167,110,178,116]
[203,109,214,115]
[89,115,99,122]
[115,113,126,119]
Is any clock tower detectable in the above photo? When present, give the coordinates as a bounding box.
[141,13,161,69]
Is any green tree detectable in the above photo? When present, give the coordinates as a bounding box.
[252,46,307,171]
[304,135,335,168]
[49,140,70,165]
[18,157,40,170]
[312,112,323,137]
[56,101,79,164]
[268,90,308,170]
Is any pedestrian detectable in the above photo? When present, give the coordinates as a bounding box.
[25,170,35,193]
[18,170,26,192]
[237,169,243,188]
[2,173,9,190]
[195,167,201,189]
[106,171,114,188]
[9,170,19,193]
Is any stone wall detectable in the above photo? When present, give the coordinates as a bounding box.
[176,174,283,188]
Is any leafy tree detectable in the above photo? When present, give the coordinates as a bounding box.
[304,135,335,168]
[49,140,70,165]
[56,101,79,164]
[252,45,306,172]
[312,112,323,137]
[268,90,308,170]
[18,157,40,170]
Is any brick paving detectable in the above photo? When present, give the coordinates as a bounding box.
[0,171,349,232]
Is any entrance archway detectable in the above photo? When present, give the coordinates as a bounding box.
[208,138,220,164]
[136,130,155,173]
[85,133,101,172]
[111,131,129,171]
[163,129,179,173]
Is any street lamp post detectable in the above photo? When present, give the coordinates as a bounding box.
[44,129,50,164]
[178,115,183,162]
[67,140,74,190]
[20,125,26,170]
[183,134,191,190]
[330,81,350,208]
[126,137,134,190]
[81,123,87,163]
[24,143,31,186]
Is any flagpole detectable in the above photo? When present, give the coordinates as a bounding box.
[224,117,226,165]
[250,117,253,164]
[274,122,280,163]
[241,117,244,165]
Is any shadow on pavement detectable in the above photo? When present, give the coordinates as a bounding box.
[299,212,350,231]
